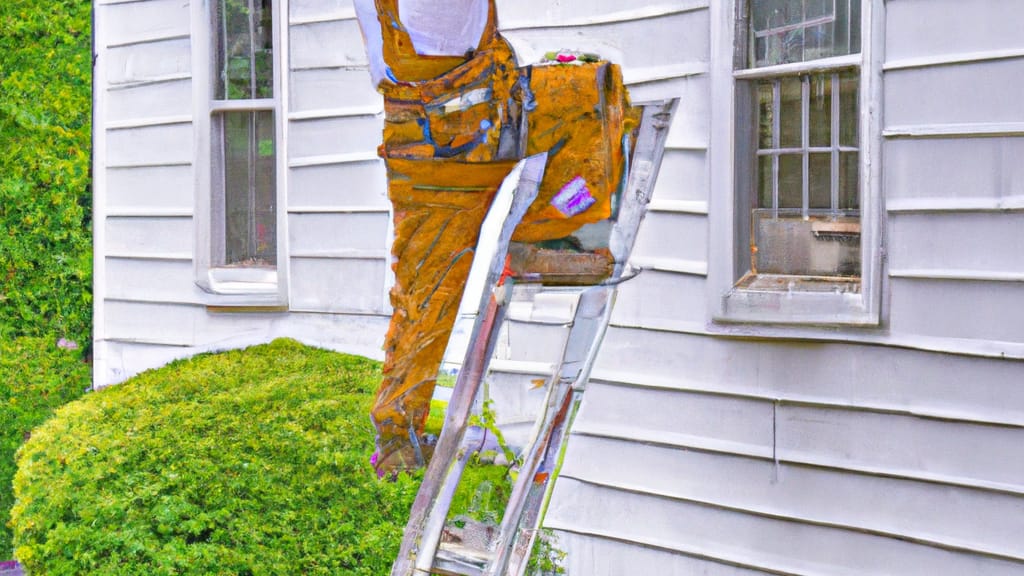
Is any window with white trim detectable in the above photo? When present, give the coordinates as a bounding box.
[718,0,880,326]
[196,0,285,302]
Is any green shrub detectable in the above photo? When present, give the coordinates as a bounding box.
[0,337,90,557]
[10,339,421,575]
[0,0,93,341]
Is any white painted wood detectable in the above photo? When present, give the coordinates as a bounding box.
[106,123,193,166]
[554,531,774,576]
[778,404,1024,492]
[287,161,387,208]
[93,0,112,391]
[105,257,200,304]
[884,60,1024,127]
[884,137,1024,202]
[885,48,1024,72]
[498,0,708,31]
[289,20,369,69]
[106,165,194,211]
[889,278,1024,344]
[887,196,1024,214]
[287,212,389,255]
[630,211,708,267]
[101,311,391,384]
[560,435,1024,562]
[289,68,381,114]
[102,0,190,47]
[609,269,706,330]
[885,0,1024,63]
[546,478,1024,576]
[105,77,192,123]
[107,38,191,86]
[105,216,193,257]
[492,319,569,365]
[660,75,710,149]
[650,149,708,204]
[593,326,1024,428]
[889,212,1024,276]
[287,115,382,161]
[883,122,1024,139]
[290,0,355,24]
[288,256,387,314]
[502,9,708,71]
[574,381,774,456]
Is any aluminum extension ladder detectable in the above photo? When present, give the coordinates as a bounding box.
[391,99,677,576]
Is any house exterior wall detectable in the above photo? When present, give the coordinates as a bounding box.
[92,0,1024,573]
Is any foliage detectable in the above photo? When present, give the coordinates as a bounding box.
[0,0,93,341]
[10,339,421,575]
[0,337,90,557]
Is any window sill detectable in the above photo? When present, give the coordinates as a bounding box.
[716,274,878,327]
[196,267,287,309]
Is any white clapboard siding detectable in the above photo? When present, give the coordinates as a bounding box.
[106,78,192,124]
[106,123,193,167]
[288,256,387,314]
[105,165,194,211]
[574,381,775,457]
[777,404,1024,492]
[660,74,710,148]
[650,149,709,203]
[609,270,706,331]
[288,161,388,208]
[501,10,708,73]
[99,340,199,388]
[288,212,389,256]
[546,478,1024,576]
[884,59,1024,127]
[107,37,191,86]
[289,68,381,114]
[498,0,708,29]
[288,115,383,161]
[889,278,1024,343]
[884,137,1024,203]
[630,211,709,267]
[562,435,1024,563]
[554,531,774,576]
[885,0,1024,64]
[592,326,1024,427]
[889,212,1024,276]
[101,0,190,47]
[105,216,193,258]
[105,257,200,305]
[290,0,354,24]
[290,19,369,70]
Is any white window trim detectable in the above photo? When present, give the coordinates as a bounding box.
[192,0,290,307]
[707,0,886,329]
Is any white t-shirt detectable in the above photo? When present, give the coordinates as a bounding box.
[354,0,490,86]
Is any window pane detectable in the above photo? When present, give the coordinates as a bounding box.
[753,209,861,277]
[839,70,858,147]
[839,151,859,210]
[758,82,774,148]
[778,154,803,209]
[808,153,831,209]
[808,73,832,147]
[779,76,802,149]
[218,110,277,267]
[748,0,860,67]
[758,155,774,209]
[214,0,274,100]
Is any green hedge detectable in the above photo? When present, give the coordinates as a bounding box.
[0,0,93,341]
[10,339,421,575]
[0,337,90,558]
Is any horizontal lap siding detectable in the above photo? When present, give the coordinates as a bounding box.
[285,4,390,318]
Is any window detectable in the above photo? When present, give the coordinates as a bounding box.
[714,0,881,326]
[195,0,286,303]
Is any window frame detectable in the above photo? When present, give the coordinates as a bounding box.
[193,0,290,306]
[707,0,885,329]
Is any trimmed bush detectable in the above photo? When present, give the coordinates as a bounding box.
[0,337,90,557]
[0,0,93,341]
[10,339,421,575]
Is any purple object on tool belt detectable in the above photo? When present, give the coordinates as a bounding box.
[551,175,596,217]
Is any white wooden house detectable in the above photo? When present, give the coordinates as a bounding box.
[92,0,1024,573]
